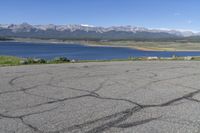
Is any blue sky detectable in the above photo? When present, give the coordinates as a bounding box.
[0,0,199,31]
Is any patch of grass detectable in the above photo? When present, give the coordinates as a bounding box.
[0,56,21,66]
[1,55,200,67]
[0,56,72,66]
[190,57,200,61]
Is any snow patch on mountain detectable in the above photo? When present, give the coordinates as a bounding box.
[0,23,199,37]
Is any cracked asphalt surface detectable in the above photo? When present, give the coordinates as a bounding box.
[1,61,200,133]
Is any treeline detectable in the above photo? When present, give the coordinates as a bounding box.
[1,28,200,42]
[0,37,13,41]
[28,37,200,43]
[0,29,181,41]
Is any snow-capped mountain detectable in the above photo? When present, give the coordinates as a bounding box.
[0,23,199,40]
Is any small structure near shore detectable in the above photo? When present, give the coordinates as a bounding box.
[70,59,76,63]
[184,56,193,60]
[147,57,159,60]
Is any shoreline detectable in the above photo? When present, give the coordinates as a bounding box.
[1,55,200,67]
[81,42,200,52]
[1,39,200,52]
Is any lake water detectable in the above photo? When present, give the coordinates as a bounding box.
[1,42,200,60]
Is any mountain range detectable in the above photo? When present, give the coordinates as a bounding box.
[0,23,200,41]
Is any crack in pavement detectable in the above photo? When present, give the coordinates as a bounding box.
[28,94,93,109]
[0,105,60,133]
[8,75,26,86]
[0,85,40,95]
[1,63,200,133]
[55,85,200,133]
[134,73,200,92]
[53,106,143,133]
[5,82,199,133]
[22,83,198,133]
[114,117,160,128]
[186,97,200,103]
[47,78,108,98]
[1,73,53,96]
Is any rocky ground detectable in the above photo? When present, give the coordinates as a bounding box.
[1,61,200,133]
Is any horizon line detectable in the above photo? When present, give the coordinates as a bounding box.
[0,22,199,33]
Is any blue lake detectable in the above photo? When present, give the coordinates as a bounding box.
[1,42,200,60]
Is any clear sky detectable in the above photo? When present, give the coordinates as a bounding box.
[0,0,199,31]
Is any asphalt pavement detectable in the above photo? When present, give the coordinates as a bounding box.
[1,61,200,133]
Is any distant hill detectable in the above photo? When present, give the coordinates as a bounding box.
[0,23,200,42]
[0,37,13,41]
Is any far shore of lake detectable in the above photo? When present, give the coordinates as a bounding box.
[2,38,200,52]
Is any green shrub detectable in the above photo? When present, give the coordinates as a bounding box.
[51,57,70,63]
[21,58,47,64]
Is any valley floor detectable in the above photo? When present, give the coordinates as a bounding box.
[84,41,200,51]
